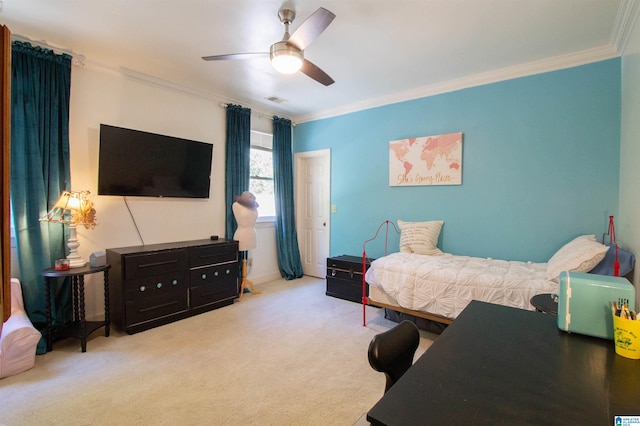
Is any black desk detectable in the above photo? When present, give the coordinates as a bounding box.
[42,264,111,352]
[367,300,640,425]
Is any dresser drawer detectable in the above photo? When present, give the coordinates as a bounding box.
[189,264,237,308]
[124,274,188,325]
[124,249,188,280]
[189,243,237,268]
[123,271,188,293]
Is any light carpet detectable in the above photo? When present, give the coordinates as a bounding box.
[0,276,436,426]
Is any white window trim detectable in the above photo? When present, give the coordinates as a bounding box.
[256,219,275,228]
[257,215,275,223]
[250,130,275,221]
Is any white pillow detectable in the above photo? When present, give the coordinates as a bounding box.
[546,235,609,282]
[398,220,444,255]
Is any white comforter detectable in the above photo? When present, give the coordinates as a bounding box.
[365,252,558,319]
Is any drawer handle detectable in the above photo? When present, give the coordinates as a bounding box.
[172,279,178,286]
[225,269,230,275]
[156,282,163,289]
[199,252,233,260]
[139,300,178,313]
[214,271,219,277]
[138,259,178,268]
[201,273,207,280]
[140,285,146,292]
[331,269,336,277]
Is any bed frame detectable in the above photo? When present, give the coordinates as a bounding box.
[360,217,635,328]
[360,220,454,327]
[362,289,454,326]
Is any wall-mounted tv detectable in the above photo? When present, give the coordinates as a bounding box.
[98,124,213,198]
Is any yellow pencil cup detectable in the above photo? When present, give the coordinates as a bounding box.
[613,314,640,359]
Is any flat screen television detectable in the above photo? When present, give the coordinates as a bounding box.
[98,124,213,198]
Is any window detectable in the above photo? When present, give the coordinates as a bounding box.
[249,131,275,219]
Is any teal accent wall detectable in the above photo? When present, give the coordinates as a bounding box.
[294,59,621,262]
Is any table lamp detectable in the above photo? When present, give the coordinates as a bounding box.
[40,190,96,268]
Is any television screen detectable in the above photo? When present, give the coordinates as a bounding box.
[98,124,213,198]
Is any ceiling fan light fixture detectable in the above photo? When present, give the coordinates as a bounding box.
[270,42,303,74]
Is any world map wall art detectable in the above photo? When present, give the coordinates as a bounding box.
[389,132,463,186]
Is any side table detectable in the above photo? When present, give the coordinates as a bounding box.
[42,264,111,352]
[530,293,558,315]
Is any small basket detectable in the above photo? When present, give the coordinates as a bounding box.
[613,314,640,359]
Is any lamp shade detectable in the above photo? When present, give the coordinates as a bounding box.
[270,41,303,74]
[40,190,96,268]
[41,190,96,229]
[53,191,82,211]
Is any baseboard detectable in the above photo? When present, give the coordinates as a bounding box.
[250,271,283,285]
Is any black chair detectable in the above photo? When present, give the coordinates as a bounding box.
[368,320,420,393]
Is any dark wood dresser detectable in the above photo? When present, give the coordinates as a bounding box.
[107,239,238,334]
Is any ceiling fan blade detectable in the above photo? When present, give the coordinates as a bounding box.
[301,59,334,86]
[288,7,335,50]
[202,52,269,61]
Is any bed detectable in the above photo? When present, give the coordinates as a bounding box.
[362,220,633,326]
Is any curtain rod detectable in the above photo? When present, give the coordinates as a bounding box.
[11,33,85,67]
[218,102,296,126]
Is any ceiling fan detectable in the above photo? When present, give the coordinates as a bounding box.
[202,7,336,86]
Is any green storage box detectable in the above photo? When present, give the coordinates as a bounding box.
[557,271,635,340]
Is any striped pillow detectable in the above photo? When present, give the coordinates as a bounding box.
[398,220,444,255]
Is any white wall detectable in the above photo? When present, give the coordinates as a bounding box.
[39,63,280,318]
[621,19,640,308]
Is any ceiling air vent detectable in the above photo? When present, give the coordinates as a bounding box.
[265,96,288,104]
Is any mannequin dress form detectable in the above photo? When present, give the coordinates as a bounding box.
[233,192,260,300]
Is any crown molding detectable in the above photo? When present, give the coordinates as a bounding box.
[611,0,640,54]
[293,0,639,124]
[294,45,619,124]
[80,61,294,122]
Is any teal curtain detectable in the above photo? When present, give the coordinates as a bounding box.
[224,104,251,240]
[11,41,72,354]
[272,116,303,279]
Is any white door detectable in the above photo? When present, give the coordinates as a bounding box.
[295,149,330,278]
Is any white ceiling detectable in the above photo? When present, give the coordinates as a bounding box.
[1,0,637,122]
